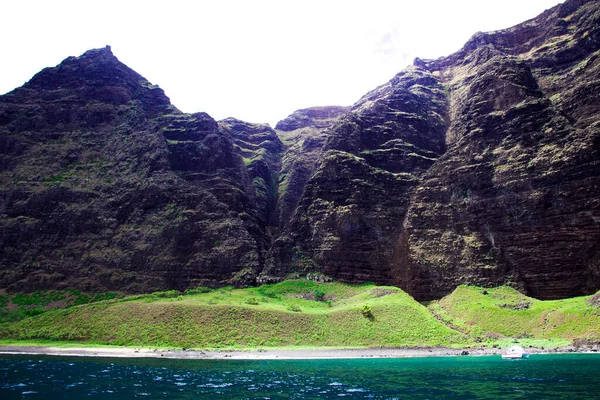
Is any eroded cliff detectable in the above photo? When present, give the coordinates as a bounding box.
[1,0,599,299]
[264,0,600,299]
[0,47,267,292]
[401,0,600,299]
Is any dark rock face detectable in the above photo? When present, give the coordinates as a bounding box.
[261,67,448,284]
[1,0,600,300]
[272,106,350,232]
[0,46,264,292]
[264,0,600,299]
[399,0,600,300]
[219,117,284,228]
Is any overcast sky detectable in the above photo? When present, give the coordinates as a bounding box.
[1,0,563,126]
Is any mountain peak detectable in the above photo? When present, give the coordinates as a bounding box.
[25,46,121,89]
[13,46,173,115]
[275,106,350,131]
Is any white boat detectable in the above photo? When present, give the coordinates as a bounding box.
[502,345,530,359]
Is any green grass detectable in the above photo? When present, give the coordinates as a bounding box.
[0,280,467,349]
[0,282,597,351]
[428,285,600,344]
[0,290,120,323]
[0,339,128,349]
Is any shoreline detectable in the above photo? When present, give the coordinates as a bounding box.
[1,345,597,360]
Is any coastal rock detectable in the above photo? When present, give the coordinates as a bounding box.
[1,0,600,300]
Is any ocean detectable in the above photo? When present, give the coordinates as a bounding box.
[1,353,599,399]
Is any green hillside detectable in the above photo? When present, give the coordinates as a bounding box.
[1,282,598,350]
[0,280,467,349]
[428,285,600,345]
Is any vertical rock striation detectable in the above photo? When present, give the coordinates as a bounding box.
[264,0,600,300]
[273,106,350,231]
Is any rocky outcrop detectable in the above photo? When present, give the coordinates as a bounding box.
[1,0,600,300]
[273,106,349,232]
[400,0,600,300]
[275,106,350,131]
[261,67,448,284]
[219,118,284,228]
[0,46,265,292]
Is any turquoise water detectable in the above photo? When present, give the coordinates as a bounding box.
[1,354,599,399]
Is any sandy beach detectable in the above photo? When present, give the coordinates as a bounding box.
[0,345,595,360]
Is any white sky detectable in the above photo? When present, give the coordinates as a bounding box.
[1,0,563,126]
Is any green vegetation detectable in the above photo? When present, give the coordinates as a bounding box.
[0,282,597,351]
[428,285,600,344]
[0,290,120,323]
[252,177,268,200]
[0,280,465,349]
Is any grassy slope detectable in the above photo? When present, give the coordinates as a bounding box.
[428,285,600,345]
[0,280,466,349]
[0,282,597,350]
[0,289,119,323]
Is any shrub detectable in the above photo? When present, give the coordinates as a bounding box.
[361,305,373,319]
[185,287,212,295]
[313,287,326,302]
[151,290,181,298]
[24,307,46,317]
[245,297,259,305]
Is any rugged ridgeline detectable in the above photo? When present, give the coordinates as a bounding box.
[0,46,342,293]
[0,47,277,292]
[262,0,600,299]
[1,0,600,299]
[403,0,600,300]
